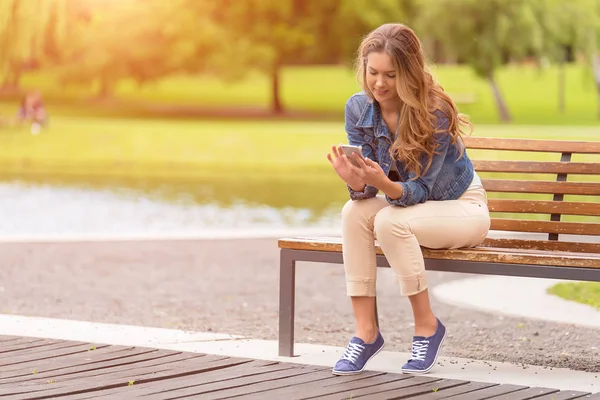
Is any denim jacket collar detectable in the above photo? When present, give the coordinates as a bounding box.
[355,98,394,141]
[355,99,375,128]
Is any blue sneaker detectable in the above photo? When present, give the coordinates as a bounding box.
[401,318,446,374]
[332,332,385,375]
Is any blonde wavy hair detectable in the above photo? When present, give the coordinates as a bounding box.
[356,23,473,178]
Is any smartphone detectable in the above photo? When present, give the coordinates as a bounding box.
[339,144,364,167]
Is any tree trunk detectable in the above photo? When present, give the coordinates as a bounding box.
[271,63,283,114]
[97,76,113,99]
[488,74,511,123]
[593,53,600,120]
[0,1,20,92]
[558,59,565,114]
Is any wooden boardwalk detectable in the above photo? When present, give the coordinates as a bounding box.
[0,336,597,399]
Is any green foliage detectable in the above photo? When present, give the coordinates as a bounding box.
[211,0,333,111]
[214,0,312,69]
[415,0,600,121]
[51,0,223,97]
[533,0,598,59]
[0,0,66,88]
[0,0,599,118]
[418,0,543,78]
[333,0,415,64]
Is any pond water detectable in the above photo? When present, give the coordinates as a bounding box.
[0,175,347,237]
[4,172,600,237]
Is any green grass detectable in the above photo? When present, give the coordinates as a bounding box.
[0,118,345,177]
[547,282,600,310]
[2,63,599,125]
[2,116,599,177]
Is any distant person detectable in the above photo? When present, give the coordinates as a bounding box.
[326,23,491,375]
[17,90,47,134]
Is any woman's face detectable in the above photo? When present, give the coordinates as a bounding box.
[366,51,398,104]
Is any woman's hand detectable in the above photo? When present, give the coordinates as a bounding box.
[327,145,365,189]
[351,154,390,189]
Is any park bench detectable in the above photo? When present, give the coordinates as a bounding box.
[277,136,600,357]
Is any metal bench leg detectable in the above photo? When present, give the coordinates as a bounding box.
[278,249,296,357]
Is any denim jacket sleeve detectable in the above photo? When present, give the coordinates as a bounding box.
[386,112,452,206]
[345,97,379,200]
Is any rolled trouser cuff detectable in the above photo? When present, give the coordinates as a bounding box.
[397,271,428,296]
[346,276,377,297]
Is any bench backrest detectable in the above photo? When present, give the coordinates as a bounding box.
[463,137,600,254]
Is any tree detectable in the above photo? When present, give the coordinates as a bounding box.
[532,0,598,114]
[51,0,223,98]
[212,0,421,113]
[586,1,600,119]
[0,0,67,91]
[417,0,544,123]
[333,0,417,65]
[210,0,319,114]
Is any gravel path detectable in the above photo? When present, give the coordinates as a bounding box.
[0,239,598,373]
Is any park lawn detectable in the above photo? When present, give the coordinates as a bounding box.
[4,63,600,125]
[547,282,600,310]
[1,116,600,178]
[0,117,345,178]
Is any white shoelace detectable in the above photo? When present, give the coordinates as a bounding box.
[340,342,366,363]
[410,339,430,361]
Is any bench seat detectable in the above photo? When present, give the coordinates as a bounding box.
[278,237,600,269]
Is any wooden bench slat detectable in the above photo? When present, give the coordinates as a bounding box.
[464,136,600,154]
[490,219,600,236]
[277,238,600,269]
[482,238,600,254]
[482,179,600,195]
[431,247,598,268]
[473,160,600,175]
[487,199,600,216]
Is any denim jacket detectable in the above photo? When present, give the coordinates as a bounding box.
[345,92,474,207]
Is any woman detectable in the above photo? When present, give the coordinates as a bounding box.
[326,23,490,375]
